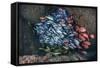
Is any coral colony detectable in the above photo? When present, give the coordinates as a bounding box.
[34,8,95,55]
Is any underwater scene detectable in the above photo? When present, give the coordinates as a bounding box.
[18,4,97,64]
